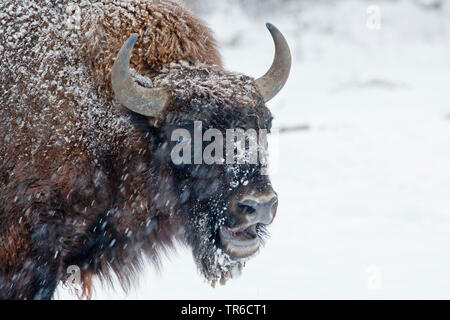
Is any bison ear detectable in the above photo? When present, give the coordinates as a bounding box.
[254,23,292,103]
[111,34,170,119]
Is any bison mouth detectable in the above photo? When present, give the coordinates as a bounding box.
[219,224,261,259]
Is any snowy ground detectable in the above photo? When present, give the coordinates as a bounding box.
[57,0,450,299]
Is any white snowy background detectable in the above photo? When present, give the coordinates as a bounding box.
[57,0,450,299]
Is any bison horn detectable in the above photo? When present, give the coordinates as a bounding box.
[111,34,169,117]
[255,23,292,103]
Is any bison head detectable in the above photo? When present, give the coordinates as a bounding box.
[111,24,291,285]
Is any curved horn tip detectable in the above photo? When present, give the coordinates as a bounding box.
[126,33,139,49]
[265,22,284,38]
[255,23,292,103]
[265,22,275,32]
[111,33,169,118]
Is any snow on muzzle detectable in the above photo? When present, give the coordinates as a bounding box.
[220,193,278,259]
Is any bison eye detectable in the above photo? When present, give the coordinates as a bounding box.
[236,203,256,215]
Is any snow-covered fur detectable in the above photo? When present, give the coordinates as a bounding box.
[0,0,274,299]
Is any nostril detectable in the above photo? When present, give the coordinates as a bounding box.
[236,202,256,215]
[234,195,278,224]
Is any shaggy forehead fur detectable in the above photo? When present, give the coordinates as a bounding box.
[154,62,262,108]
[150,62,271,128]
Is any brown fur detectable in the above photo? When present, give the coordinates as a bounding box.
[0,0,274,300]
[80,0,222,97]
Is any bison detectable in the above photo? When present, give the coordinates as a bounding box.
[0,0,291,299]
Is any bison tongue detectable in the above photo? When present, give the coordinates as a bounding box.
[231,225,257,241]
